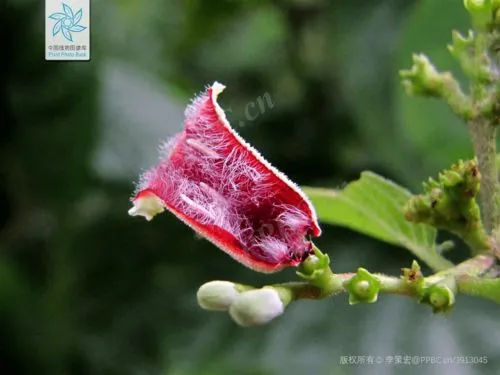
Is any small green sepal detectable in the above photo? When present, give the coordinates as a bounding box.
[344,268,381,305]
[417,277,457,314]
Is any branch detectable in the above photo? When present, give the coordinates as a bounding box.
[196,246,499,326]
[467,28,500,232]
[400,4,500,234]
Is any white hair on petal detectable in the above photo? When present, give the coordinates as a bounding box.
[185,138,220,159]
[253,236,289,263]
[184,93,207,124]
[180,193,213,218]
[159,134,182,160]
[163,170,245,239]
[275,204,310,230]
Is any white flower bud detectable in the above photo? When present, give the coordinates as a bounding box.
[197,281,239,311]
[229,288,285,327]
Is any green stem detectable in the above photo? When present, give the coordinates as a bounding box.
[276,282,323,300]
[374,274,414,296]
[417,248,455,272]
[279,274,414,302]
[462,225,490,254]
[291,253,497,303]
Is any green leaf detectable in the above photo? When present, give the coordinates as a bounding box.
[303,171,453,271]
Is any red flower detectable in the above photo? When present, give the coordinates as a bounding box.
[129,82,321,273]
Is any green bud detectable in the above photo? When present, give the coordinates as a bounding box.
[441,170,463,187]
[429,188,443,203]
[420,283,456,314]
[464,0,493,31]
[403,193,435,223]
[297,245,341,295]
[229,287,287,327]
[448,30,475,60]
[400,54,445,97]
[300,253,327,276]
[423,177,440,191]
[197,280,241,311]
[400,54,475,118]
[344,268,381,305]
[447,30,480,79]
[404,159,486,249]
[451,159,480,196]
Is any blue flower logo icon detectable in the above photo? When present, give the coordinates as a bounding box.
[48,3,87,42]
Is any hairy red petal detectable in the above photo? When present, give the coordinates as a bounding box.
[129,82,321,272]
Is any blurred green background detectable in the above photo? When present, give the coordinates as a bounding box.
[2,0,499,374]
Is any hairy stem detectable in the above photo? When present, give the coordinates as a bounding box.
[291,253,497,305]
[469,119,499,232]
[280,274,413,301]
[444,253,496,277]
[467,29,500,233]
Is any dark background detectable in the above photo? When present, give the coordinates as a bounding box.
[1,0,499,374]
